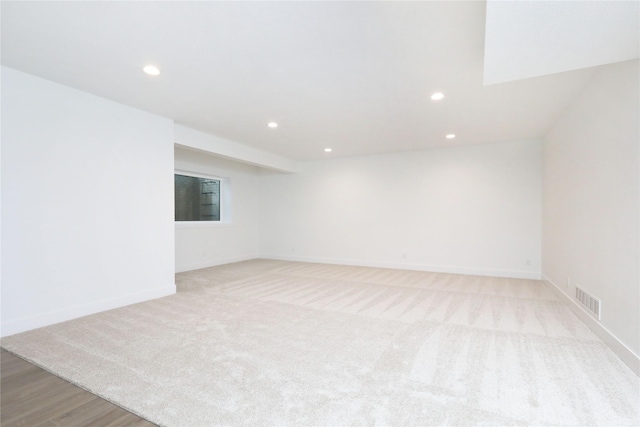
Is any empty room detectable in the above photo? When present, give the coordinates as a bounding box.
[1,1,639,426]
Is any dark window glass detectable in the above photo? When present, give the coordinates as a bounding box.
[175,174,220,221]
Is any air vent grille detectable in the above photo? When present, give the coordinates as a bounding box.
[575,286,601,320]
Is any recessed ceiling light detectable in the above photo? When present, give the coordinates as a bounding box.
[143,65,160,76]
[267,122,278,128]
[446,134,456,139]
[324,148,332,152]
[431,92,444,101]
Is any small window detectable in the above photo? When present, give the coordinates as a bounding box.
[174,173,221,222]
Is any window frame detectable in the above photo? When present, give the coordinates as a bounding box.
[174,170,226,226]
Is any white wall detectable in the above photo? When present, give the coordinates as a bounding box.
[175,146,261,272]
[542,60,639,363]
[1,67,176,336]
[260,139,542,279]
[175,125,299,173]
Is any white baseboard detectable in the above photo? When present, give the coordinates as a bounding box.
[175,254,259,273]
[262,254,541,280]
[542,274,640,376]
[1,284,176,338]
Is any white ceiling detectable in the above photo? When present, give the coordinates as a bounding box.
[1,1,630,161]
[484,0,639,85]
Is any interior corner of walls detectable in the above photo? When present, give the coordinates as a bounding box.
[0,285,176,338]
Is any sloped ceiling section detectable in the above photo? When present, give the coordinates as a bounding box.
[484,1,640,85]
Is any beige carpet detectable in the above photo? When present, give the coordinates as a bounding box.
[2,260,638,426]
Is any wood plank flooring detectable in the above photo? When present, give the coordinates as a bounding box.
[1,349,157,427]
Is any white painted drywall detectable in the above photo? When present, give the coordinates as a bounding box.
[1,67,176,336]
[542,59,640,358]
[175,146,260,272]
[484,1,640,85]
[174,125,299,173]
[260,139,542,279]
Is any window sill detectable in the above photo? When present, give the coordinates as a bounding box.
[175,221,232,229]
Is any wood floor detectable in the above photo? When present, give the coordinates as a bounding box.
[1,349,156,427]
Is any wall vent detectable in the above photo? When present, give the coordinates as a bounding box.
[575,286,601,320]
